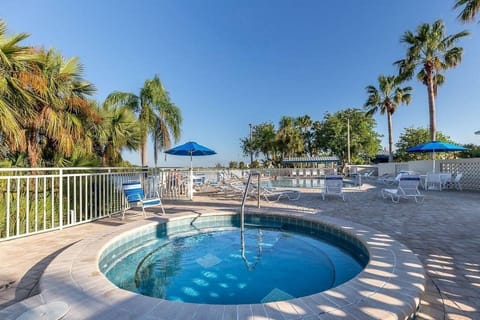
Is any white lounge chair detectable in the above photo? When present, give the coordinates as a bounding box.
[381,176,424,203]
[253,186,301,202]
[322,175,345,201]
[122,181,165,218]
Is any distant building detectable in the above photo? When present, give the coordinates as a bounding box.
[281,156,339,167]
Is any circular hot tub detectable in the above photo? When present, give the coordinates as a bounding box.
[39,211,426,319]
[99,214,369,304]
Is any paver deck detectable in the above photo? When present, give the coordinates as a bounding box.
[0,180,479,319]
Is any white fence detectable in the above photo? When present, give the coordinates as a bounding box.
[0,167,152,241]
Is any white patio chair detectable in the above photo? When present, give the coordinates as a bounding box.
[451,173,463,190]
[381,176,424,203]
[322,175,345,201]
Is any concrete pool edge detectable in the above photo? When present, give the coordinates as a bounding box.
[39,210,426,319]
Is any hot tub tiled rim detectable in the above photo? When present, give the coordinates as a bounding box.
[40,210,426,319]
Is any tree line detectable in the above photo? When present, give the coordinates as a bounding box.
[0,20,181,168]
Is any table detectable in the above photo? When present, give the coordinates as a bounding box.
[420,173,452,190]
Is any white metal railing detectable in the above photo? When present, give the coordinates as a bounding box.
[0,166,345,241]
[0,167,147,241]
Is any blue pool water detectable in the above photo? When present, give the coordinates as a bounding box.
[103,217,367,305]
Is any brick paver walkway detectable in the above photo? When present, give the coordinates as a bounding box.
[0,181,478,319]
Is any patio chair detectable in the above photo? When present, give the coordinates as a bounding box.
[122,181,165,219]
[362,170,375,180]
[252,185,301,202]
[448,173,463,190]
[381,176,424,203]
[425,172,442,191]
[322,175,345,201]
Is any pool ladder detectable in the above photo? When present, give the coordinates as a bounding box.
[240,172,262,270]
[240,172,261,233]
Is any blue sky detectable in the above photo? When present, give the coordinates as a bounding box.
[3,0,480,167]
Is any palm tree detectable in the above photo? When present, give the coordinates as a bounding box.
[395,20,468,141]
[454,0,480,22]
[295,115,313,156]
[106,76,182,167]
[93,101,140,166]
[20,49,96,167]
[0,20,37,154]
[364,75,412,162]
[276,116,304,158]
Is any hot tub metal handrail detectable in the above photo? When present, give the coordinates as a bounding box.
[240,172,261,233]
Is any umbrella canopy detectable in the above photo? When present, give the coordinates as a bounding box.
[406,141,467,153]
[406,140,467,172]
[165,141,216,157]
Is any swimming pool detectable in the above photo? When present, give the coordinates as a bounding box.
[100,214,368,305]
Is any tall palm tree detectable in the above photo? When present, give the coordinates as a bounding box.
[395,20,468,141]
[276,116,303,158]
[364,75,412,162]
[106,76,182,167]
[454,0,480,22]
[295,115,313,156]
[20,49,96,167]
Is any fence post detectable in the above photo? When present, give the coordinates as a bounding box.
[59,168,63,229]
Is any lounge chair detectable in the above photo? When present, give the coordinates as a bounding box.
[362,170,375,179]
[252,186,301,202]
[322,175,345,201]
[381,176,424,203]
[122,181,165,218]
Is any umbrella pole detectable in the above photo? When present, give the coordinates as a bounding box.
[188,154,193,200]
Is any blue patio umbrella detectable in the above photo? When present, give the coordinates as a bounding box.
[406,141,467,171]
[165,141,216,200]
[164,141,216,168]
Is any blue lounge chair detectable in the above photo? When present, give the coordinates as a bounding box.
[122,181,165,218]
